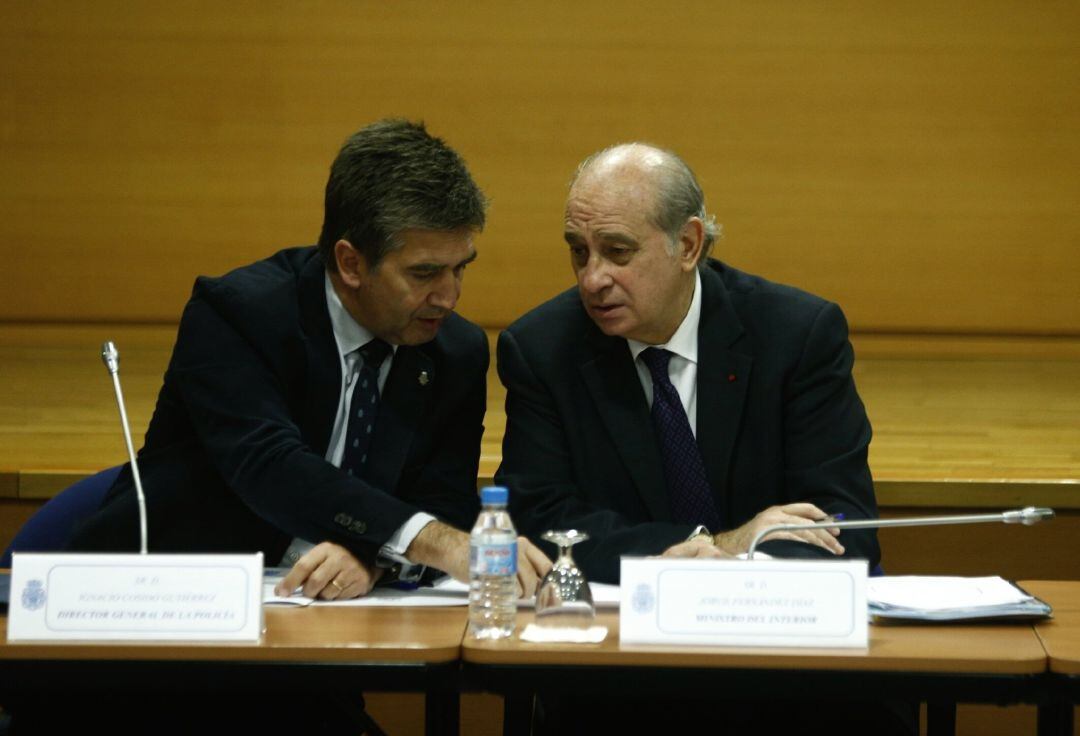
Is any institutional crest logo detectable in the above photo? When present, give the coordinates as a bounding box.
[21,579,46,611]
[631,583,655,614]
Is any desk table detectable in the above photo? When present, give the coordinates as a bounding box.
[1023,580,1080,736]
[0,605,467,736]
[463,611,1047,736]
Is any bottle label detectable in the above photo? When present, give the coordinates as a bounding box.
[470,541,518,577]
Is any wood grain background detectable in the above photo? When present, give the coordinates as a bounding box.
[2,1,1077,333]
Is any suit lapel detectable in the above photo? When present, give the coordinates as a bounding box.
[579,331,672,522]
[364,346,432,493]
[695,265,751,523]
[297,253,341,457]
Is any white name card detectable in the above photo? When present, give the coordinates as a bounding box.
[620,557,867,648]
[8,552,264,642]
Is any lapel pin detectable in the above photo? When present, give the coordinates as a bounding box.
[728,373,737,382]
[418,370,430,386]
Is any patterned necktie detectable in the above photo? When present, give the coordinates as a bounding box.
[341,338,392,481]
[639,347,722,529]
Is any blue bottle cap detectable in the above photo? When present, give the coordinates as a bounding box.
[480,485,509,505]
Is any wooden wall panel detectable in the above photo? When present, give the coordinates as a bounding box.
[1,1,1077,333]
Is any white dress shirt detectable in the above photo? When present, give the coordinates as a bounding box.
[279,274,436,572]
[627,270,702,434]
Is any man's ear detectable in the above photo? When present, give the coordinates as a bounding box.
[677,218,705,272]
[334,239,367,287]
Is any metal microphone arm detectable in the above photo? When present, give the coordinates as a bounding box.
[101,341,149,555]
[745,506,1055,560]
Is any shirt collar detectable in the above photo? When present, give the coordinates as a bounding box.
[324,272,397,360]
[628,269,702,364]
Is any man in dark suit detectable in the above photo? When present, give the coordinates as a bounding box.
[71,119,550,600]
[495,143,909,736]
[497,142,880,584]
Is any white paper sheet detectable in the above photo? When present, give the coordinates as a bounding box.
[263,572,622,609]
[867,576,1032,611]
[520,623,609,643]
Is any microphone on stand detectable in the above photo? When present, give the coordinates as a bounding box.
[746,506,1055,560]
[101,341,149,555]
[7,343,264,645]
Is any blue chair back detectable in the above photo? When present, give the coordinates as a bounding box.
[1,465,122,567]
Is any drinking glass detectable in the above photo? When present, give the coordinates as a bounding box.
[535,529,595,627]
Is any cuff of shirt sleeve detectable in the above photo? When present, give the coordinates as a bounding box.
[377,512,437,565]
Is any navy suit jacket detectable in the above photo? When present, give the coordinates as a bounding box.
[495,259,879,583]
[71,247,485,561]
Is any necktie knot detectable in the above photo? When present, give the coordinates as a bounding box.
[640,347,673,384]
[358,339,391,373]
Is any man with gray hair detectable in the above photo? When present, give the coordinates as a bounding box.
[497,142,880,582]
[496,142,904,734]
[73,119,551,600]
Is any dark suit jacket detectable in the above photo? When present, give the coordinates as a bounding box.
[71,247,485,562]
[495,259,879,583]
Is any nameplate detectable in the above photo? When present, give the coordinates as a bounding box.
[8,553,264,642]
[619,557,867,648]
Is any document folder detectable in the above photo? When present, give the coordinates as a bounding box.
[868,576,1051,623]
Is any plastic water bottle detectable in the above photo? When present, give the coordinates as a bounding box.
[468,485,518,639]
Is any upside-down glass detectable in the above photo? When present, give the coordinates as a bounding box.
[535,529,595,626]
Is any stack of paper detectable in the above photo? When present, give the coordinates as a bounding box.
[262,569,623,609]
[867,576,1051,622]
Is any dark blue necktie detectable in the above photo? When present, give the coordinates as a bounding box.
[640,347,722,529]
[341,338,391,481]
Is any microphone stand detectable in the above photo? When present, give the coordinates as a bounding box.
[7,342,265,644]
[746,507,1055,560]
[101,341,149,555]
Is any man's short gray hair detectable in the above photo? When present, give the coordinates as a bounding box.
[572,143,721,260]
